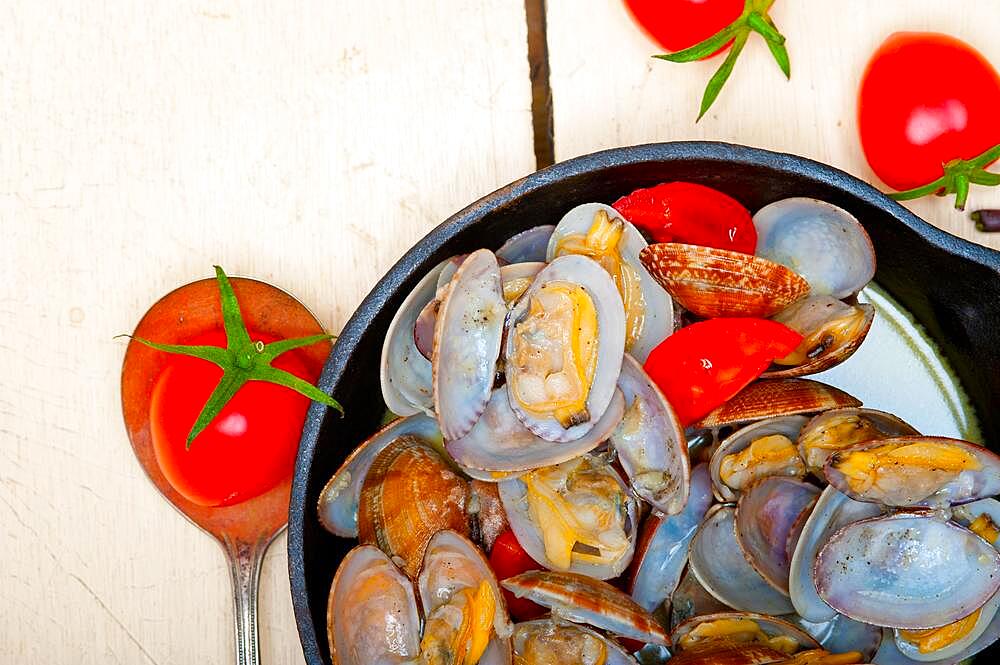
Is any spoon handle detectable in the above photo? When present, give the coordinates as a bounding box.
[222,534,269,665]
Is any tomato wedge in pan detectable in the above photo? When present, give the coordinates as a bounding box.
[644,318,802,426]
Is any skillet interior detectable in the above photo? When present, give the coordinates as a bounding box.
[289,141,1000,664]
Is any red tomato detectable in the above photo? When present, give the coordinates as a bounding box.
[644,318,802,425]
[859,32,1000,191]
[150,328,319,507]
[613,181,757,254]
[489,529,547,621]
[623,0,744,56]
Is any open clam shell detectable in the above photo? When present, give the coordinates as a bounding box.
[357,437,470,578]
[639,243,810,319]
[418,530,513,654]
[665,641,788,665]
[498,452,639,579]
[762,297,875,379]
[612,354,690,515]
[734,477,821,595]
[380,258,448,415]
[327,545,421,665]
[692,379,861,432]
[432,249,505,440]
[547,202,674,361]
[688,505,795,615]
[796,407,919,475]
[445,387,625,475]
[318,414,442,538]
[890,498,1000,661]
[629,463,714,612]
[753,197,876,300]
[671,612,819,652]
[511,620,639,665]
[502,570,671,646]
[788,485,883,623]
[496,224,555,264]
[504,254,626,442]
[709,415,810,502]
[877,618,1000,665]
[814,512,1000,629]
[823,436,1000,507]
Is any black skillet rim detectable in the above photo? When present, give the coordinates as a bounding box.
[288,140,1000,664]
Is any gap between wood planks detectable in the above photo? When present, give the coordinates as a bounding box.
[525,0,555,169]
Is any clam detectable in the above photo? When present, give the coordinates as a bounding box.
[496,224,555,264]
[611,354,690,515]
[511,620,639,665]
[445,387,625,475]
[763,296,875,379]
[823,436,1000,507]
[688,505,795,615]
[734,477,821,595]
[498,453,639,579]
[752,198,876,300]
[433,248,506,440]
[876,621,1000,665]
[787,486,883,623]
[548,203,674,361]
[796,408,919,475]
[639,243,810,319]
[318,414,442,538]
[665,641,788,665]
[381,258,449,415]
[504,254,626,442]
[629,464,713,613]
[710,416,810,502]
[327,531,513,665]
[357,437,470,578]
[891,499,1000,661]
[327,545,421,664]
[500,261,545,304]
[502,570,671,645]
[692,379,862,432]
[672,612,820,654]
[814,513,1000,629]
[418,530,513,664]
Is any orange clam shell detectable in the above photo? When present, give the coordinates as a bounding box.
[357,435,470,578]
[501,570,670,646]
[692,379,861,431]
[639,243,810,319]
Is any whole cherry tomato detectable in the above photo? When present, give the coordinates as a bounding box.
[623,0,743,56]
[613,181,757,254]
[859,32,1000,208]
[150,328,320,507]
[488,529,547,621]
[644,318,802,425]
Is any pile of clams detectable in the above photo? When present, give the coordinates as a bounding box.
[317,189,1000,664]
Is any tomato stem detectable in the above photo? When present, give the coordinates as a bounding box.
[888,143,1000,210]
[122,266,342,449]
[652,0,790,121]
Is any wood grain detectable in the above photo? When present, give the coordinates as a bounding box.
[0,1,533,663]
[546,0,1000,249]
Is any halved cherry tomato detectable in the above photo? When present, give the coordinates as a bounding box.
[150,328,320,507]
[859,32,1000,208]
[613,181,757,254]
[488,529,547,621]
[644,318,802,426]
[623,0,743,56]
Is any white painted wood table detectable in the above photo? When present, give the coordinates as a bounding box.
[2,1,998,663]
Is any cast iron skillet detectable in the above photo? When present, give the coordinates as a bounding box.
[289,141,1000,664]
